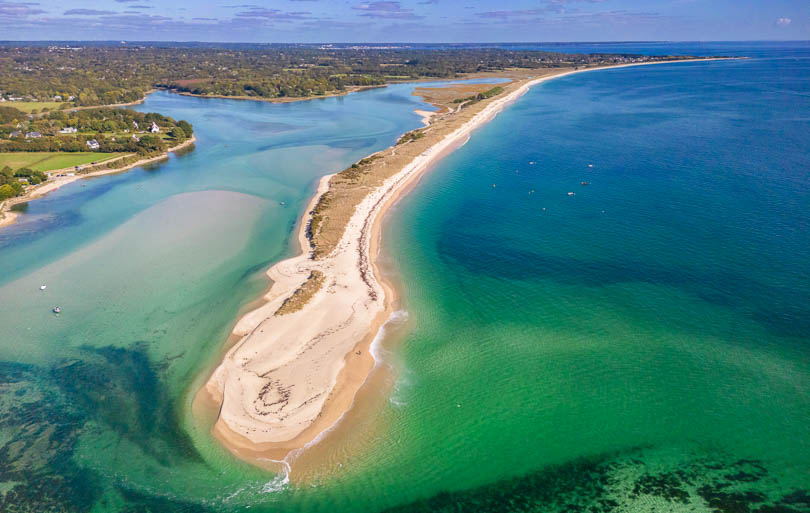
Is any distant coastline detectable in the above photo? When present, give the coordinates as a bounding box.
[200,57,731,475]
[166,84,387,104]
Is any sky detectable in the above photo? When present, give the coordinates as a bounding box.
[0,0,806,43]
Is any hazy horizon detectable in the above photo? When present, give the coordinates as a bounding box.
[0,0,806,43]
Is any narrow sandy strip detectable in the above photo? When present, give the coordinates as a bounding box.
[204,58,728,469]
[0,136,196,227]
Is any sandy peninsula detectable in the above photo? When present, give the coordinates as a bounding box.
[0,136,196,227]
[203,58,727,471]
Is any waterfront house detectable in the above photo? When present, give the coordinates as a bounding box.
[149,121,160,133]
[86,139,100,150]
[9,131,22,138]
[25,132,42,139]
[59,127,78,134]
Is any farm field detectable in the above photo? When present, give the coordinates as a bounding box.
[0,152,125,172]
[3,101,68,113]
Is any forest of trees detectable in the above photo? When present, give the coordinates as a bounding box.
[0,45,694,104]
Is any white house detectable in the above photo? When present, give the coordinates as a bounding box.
[149,121,160,133]
[59,127,77,134]
[25,132,42,139]
[86,139,100,150]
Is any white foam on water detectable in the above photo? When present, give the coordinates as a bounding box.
[369,309,409,366]
[258,458,291,494]
[223,486,247,502]
[388,368,413,408]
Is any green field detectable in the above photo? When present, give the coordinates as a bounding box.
[4,101,69,113]
[0,152,125,172]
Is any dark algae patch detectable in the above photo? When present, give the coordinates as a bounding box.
[0,361,102,512]
[51,344,202,466]
[381,449,810,513]
[0,344,206,513]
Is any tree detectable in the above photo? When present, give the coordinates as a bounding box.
[178,120,193,136]
[169,127,186,141]
[0,184,16,200]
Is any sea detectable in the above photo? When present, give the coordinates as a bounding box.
[0,41,807,512]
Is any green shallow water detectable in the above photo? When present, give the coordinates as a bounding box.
[1,43,809,512]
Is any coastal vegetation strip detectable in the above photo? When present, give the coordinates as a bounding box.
[275,271,326,316]
[452,85,505,106]
[0,107,193,203]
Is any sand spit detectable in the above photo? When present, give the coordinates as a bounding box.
[204,58,729,468]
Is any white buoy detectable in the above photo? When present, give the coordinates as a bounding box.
[40,285,47,290]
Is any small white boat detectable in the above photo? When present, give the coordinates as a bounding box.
[52,306,61,314]
[40,285,47,290]
[568,192,576,196]
[587,164,594,168]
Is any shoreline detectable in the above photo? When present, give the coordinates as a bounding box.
[169,84,387,104]
[0,135,197,228]
[202,58,730,475]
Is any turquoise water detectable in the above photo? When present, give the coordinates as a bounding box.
[1,44,809,512]
[0,83,440,510]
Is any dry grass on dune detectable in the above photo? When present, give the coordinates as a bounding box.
[275,270,326,315]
